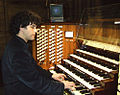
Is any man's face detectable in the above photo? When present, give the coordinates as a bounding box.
[22,24,37,41]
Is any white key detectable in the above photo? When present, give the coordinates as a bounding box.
[57,65,95,89]
[50,70,90,95]
[70,54,113,72]
[63,59,104,81]
[72,91,83,95]
[76,49,119,65]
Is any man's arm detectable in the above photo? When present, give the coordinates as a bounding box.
[11,51,64,95]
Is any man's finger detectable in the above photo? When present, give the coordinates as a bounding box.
[59,73,66,78]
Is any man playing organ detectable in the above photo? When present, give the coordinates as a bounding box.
[1,10,76,95]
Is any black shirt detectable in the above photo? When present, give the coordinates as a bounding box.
[1,36,64,95]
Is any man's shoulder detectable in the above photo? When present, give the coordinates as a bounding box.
[7,37,24,49]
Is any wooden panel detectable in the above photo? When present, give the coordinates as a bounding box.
[78,19,120,45]
[63,25,77,59]
[32,23,77,69]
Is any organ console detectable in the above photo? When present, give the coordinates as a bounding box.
[32,24,120,95]
[49,39,119,95]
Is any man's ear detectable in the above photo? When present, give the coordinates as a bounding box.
[20,25,26,31]
[19,27,25,32]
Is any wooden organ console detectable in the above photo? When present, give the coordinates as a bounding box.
[32,24,77,69]
[32,24,120,95]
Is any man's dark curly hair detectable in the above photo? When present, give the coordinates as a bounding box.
[9,10,41,35]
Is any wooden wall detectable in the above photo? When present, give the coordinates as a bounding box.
[0,0,7,59]
[77,19,120,46]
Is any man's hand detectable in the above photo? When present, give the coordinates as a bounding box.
[52,73,66,82]
[62,81,76,91]
[52,73,76,91]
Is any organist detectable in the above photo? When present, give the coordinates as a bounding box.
[1,11,75,95]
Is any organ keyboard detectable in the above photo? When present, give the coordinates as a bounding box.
[69,54,114,73]
[63,59,111,81]
[76,49,118,65]
[57,64,101,89]
[50,39,119,95]
[50,69,93,95]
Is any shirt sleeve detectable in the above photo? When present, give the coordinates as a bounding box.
[11,51,64,95]
[32,57,53,79]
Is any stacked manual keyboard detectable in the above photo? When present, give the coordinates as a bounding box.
[53,45,119,95]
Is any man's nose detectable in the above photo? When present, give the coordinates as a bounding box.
[34,28,37,33]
